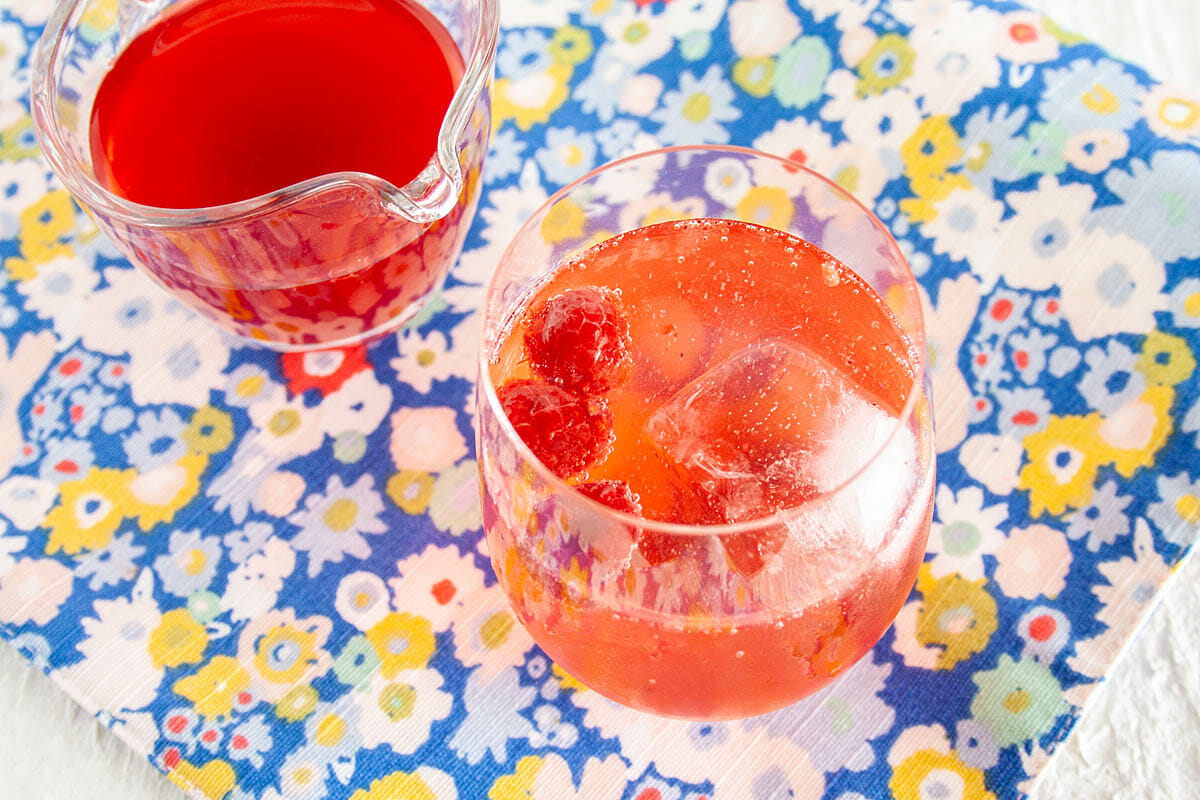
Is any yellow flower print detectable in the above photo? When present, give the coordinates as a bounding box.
[275,684,319,723]
[43,467,133,556]
[914,565,998,670]
[494,62,572,131]
[900,174,972,223]
[540,197,587,244]
[149,608,209,669]
[123,452,208,531]
[734,186,794,230]
[1136,330,1196,386]
[549,25,593,67]
[366,613,436,677]
[1019,414,1112,517]
[167,758,236,800]
[489,755,542,800]
[0,115,40,161]
[856,33,916,95]
[173,656,251,718]
[552,663,587,692]
[890,749,996,800]
[182,406,235,455]
[387,470,436,514]
[350,770,437,800]
[6,191,78,280]
[256,624,323,684]
[79,0,119,36]
[901,117,964,181]
[733,57,776,98]
[1098,384,1174,478]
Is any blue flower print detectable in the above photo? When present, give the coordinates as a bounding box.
[651,64,739,146]
[122,408,187,471]
[994,386,1052,436]
[228,715,273,769]
[535,126,598,185]
[223,521,276,564]
[38,437,95,484]
[8,632,52,671]
[222,364,283,409]
[1079,340,1146,414]
[955,718,1000,770]
[497,29,551,80]
[100,405,135,434]
[0,291,18,329]
[960,104,1031,192]
[968,393,994,424]
[1009,328,1057,384]
[576,45,637,124]
[527,704,579,749]
[207,440,285,524]
[75,532,145,591]
[276,745,333,800]
[288,474,387,578]
[1184,394,1200,443]
[153,529,222,597]
[96,359,130,390]
[28,391,66,441]
[160,707,202,751]
[42,349,101,394]
[197,720,224,753]
[66,385,115,437]
[1147,473,1200,547]
[1090,150,1200,264]
[1039,58,1145,134]
[686,721,729,750]
[448,667,535,765]
[745,655,894,772]
[1066,480,1132,552]
[1168,278,1200,329]
[969,341,1009,388]
[630,776,683,800]
[978,288,1032,340]
[303,700,363,781]
[595,117,642,159]
[485,128,526,184]
[1031,295,1065,328]
[1048,346,1081,377]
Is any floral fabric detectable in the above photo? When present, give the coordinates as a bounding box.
[1,0,1199,799]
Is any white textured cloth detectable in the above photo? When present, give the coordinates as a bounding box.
[0,1,1196,797]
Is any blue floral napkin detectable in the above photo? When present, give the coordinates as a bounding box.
[1,1,1198,799]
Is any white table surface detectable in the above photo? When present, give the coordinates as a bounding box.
[1,1,1197,797]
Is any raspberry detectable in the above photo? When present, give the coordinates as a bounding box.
[498,379,614,479]
[577,480,642,515]
[721,527,789,576]
[635,531,690,566]
[524,287,632,394]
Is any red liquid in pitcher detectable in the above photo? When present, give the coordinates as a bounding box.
[485,220,932,718]
[89,0,474,346]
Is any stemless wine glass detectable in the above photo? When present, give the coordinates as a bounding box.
[31,0,498,350]
[477,146,934,720]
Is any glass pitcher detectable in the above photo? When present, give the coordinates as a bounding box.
[31,0,498,350]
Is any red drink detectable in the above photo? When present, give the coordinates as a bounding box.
[483,219,933,718]
[86,0,478,346]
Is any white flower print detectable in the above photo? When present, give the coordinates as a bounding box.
[927,485,1007,579]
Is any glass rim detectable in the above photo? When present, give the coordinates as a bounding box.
[478,143,928,537]
[29,0,499,227]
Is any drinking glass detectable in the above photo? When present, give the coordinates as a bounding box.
[476,146,934,719]
[31,0,498,350]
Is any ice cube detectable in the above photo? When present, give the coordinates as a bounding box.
[645,338,902,525]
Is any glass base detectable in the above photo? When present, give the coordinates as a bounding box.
[223,273,450,353]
